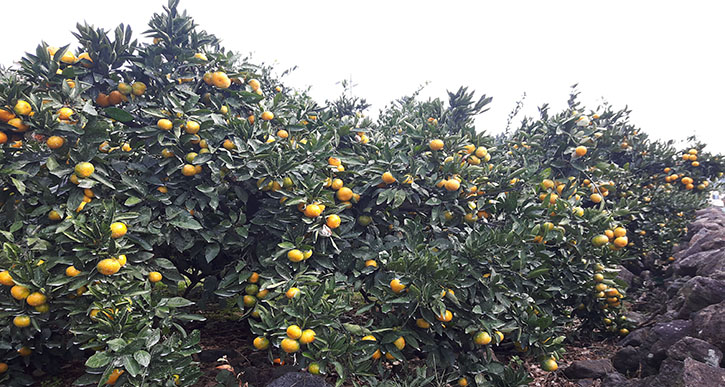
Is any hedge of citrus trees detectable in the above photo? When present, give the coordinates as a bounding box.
[0,1,722,386]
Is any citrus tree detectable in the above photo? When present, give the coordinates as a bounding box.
[0,1,722,386]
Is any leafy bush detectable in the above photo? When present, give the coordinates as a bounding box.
[0,1,722,386]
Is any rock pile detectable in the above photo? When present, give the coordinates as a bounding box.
[564,207,725,386]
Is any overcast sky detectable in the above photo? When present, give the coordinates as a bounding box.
[2,1,723,154]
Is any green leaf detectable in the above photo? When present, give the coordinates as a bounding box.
[85,351,111,368]
[124,196,142,206]
[169,218,202,230]
[133,350,150,367]
[10,177,25,195]
[103,107,134,122]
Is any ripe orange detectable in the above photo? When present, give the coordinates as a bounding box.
[613,236,628,248]
[445,179,460,191]
[248,78,261,91]
[276,129,288,138]
[106,369,124,385]
[613,227,626,237]
[74,162,94,178]
[148,271,162,282]
[182,164,197,176]
[474,331,492,345]
[365,259,377,268]
[11,285,30,300]
[212,71,231,88]
[253,336,269,350]
[0,271,14,286]
[0,362,7,373]
[382,171,396,184]
[97,258,121,275]
[261,111,274,121]
[13,315,31,328]
[17,347,32,357]
[66,266,81,277]
[336,187,353,201]
[131,82,146,96]
[287,249,304,262]
[286,287,300,298]
[308,362,320,374]
[326,214,341,229]
[390,279,405,293]
[393,336,406,350]
[57,107,74,120]
[331,178,344,190]
[14,100,32,115]
[48,210,62,221]
[0,132,6,145]
[416,318,430,328]
[593,273,605,282]
[26,292,46,306]
[158,118,173,130]
[8,118,28,131]
[300,329,316,344]
[281,338,300,353]
[328,157,342,166]
[541,358,558,372]
[185,121,200,134]
[108,91,124,105]
[110,222,127,239]
[286,325,302,339]
[303,204,322,218]
[0,108,16,122]
[429,139,444,151]
[436,309,453,322]
[458,377,469,386]
[590,193,603,203]
[574,146,587,156]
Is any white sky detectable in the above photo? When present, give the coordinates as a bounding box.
[2,1,724,154]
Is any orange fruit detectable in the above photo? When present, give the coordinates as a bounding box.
[286,325,302,339]
[336,187,353,201]
[97,258,121,275]
[308,362,320,374]
[458,377,469,386]
[108,91,124,105]
[287,249,304,262]
[0,108,16,122]
[48,210,62,221]
[26,292,46,306]
[57,107,74,120]
[281,338,300,353]
[185,121,200,134]
[574,146,587,156]
[96,93,110,107]
[613,227,626,238]
[0,362,7,373]
[429,139,444,151]
[365,259,377,268]
[17,347,32,357]
[300,329,316,344]
[390,279,405,293]
[326,214,341,229]
[10,285,30,300]
[436,309,453,322]
[0,132,7,145]
[474,331,492,345]
[106,369,124,385]
[0,271,14,286]
[445,179,460,191]
[276,129,288,138]
[613,236,628,248]
[286,287,300,298]
[8,118,29,131]
[131,82,146,96]
[14,100,32,115]
[303,204,322,218]
[382,172,396,184]
[13,315,31,328]
[212,71,231,88]
[65,266,81,277]
[74,162,94,178]
[248,78,261,91]
[253,336,269,350]
[157,118,173,130]
[148,271,162,282]
[328,157,341,166]
[590,193,603,203]
[261,111,274,121]
[541,358,558,372]
[116,254,127,266]
[182,164,197,176]
[393,336,406,350]
[593,273,605,282]
[416,318,430,328]
[110,222,127,238]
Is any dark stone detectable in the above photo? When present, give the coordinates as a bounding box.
[673,248,725,277]
[697,253,725,277]
[602,372,640,387]
[199,349,237,363]
[691,301,725,354]
[671,276,725,318]
[666,277,692,298]
[266,372,332,387]
[563,359,615,379]
[666,337,723,367]
[625,311,646,326]
[620,328,649,347]
[642,358,725,387]
[617,265,637,286]
[612,346,640,374]
[647,320,693,371]
[576,379,595,387]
